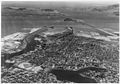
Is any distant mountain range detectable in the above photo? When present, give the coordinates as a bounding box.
[2,6,61,16]
[2,4,119,37]
[2,3,119,17]
[92,4,119,16]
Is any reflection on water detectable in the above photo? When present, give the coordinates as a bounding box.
[49,69,97,83]
[2,14,119,37]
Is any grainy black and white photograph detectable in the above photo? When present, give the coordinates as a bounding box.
[1,0,119,83]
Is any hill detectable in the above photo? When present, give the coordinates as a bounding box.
[1,3,119,83]
[1,27,119,83]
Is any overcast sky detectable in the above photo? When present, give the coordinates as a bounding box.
[2,0,119,8]
[2,0,119,3]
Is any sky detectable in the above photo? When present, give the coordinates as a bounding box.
[2,0,119,8]
[2,0,119,4]
[78,0,119,5]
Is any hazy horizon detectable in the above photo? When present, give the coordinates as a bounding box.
[1,1,119,37]
[2,1,119,8]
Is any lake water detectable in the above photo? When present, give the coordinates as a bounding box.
[49,69,97,83]
[1,5,119,37]
[2,15,119,38]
